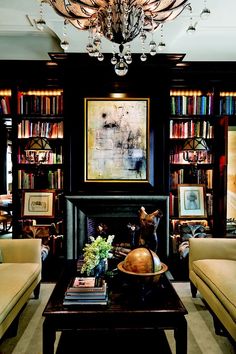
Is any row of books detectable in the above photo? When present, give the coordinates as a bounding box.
[18,120,64,139]
[17,168,63,189]
[170,169,213,189]
[169,120,214,139]
[170,94,214,116]
[17,93,64,115]
[219,96,236,115]
[63,277,108,306]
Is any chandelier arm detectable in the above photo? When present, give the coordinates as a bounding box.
[142,0,188,12]
[69,18,94,30]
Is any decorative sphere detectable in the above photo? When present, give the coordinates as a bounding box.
[123,247,162,274]
[117,247,168,286]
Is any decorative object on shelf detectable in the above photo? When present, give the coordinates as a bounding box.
[45,0,189,75]
[24,137,52,177]
[24,137,52,165]
[81,235,115,276]
[178,184,207,218]
[183,137,209,173]
[22,190,55,218]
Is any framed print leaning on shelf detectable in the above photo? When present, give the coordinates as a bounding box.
[22,191,55,218]
[178,184,207,218]
[84,97,150,182]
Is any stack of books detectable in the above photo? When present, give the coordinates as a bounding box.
[63,277,108,306]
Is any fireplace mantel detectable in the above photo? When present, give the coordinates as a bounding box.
[65,195,169,260]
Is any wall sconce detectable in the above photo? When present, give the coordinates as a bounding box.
[24,137,52,166]
[183,137,209,167]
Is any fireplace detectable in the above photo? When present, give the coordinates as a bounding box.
[65,195,169,260]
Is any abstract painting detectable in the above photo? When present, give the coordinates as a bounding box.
[84,98,149,182]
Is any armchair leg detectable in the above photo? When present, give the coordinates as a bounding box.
[213,315,226,337]
[34,282,41,299]
[190,281,197,298]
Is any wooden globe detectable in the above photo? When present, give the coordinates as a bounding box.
[117,247,168,285]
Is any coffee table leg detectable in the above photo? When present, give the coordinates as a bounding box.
[175,317,187,354]
[43,319,56,354]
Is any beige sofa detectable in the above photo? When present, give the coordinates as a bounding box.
[189,238,236,342]
[0,239,42,340]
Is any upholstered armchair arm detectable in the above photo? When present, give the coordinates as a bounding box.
[189,238,236,272]
[0,239,42,264]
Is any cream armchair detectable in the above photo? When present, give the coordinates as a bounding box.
[189,237,236,342]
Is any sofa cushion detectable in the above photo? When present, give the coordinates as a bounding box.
[0,263,41,324]
[192,259,236,322]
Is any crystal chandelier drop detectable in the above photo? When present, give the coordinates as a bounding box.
[46,0,189,76]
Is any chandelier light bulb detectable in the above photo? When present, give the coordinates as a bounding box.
[200,7,211,20]
[114,60,128,76]
[157,42,166,51]
[97,53,104,61]
[111,55,118,65]
[36,18,46,31]
[186,25,196,35]
[60,39,69,51]
[36,1,46,31]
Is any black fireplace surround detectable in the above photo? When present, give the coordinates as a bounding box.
[65,195,169,260]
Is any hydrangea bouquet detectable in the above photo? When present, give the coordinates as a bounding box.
[81,235,115,275]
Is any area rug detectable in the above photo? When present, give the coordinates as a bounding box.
[0,282,235,354]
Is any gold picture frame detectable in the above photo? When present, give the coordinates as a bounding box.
[178,184,207,218]
[84,97,150,183]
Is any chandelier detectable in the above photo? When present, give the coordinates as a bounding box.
[46,0,189,75]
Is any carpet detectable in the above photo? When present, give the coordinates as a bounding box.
[0,282,235,354]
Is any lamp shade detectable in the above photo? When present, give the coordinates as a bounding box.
[183,137,209,165]
[24,137,52,166]
[183,137,209,152]
[24,137,52,152]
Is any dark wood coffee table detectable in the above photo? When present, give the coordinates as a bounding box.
[42,261,188,354]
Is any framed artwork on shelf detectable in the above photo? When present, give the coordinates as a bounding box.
[84,97,150,183]
[178,184,207,218]
[22,191,55,218]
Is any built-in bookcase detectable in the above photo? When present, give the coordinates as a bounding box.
[13,89,64,242]
[169,89,215,236]
[0,89,12,194]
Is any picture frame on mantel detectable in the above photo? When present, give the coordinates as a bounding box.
[84,97,150,183]
[22,190,55,218]
[178,184,207,218]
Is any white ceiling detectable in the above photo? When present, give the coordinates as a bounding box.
[0,0,236,62]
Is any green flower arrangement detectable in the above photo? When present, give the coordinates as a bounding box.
[81,235,115,275]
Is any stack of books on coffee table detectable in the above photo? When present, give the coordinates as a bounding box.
[63,277,108,306]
